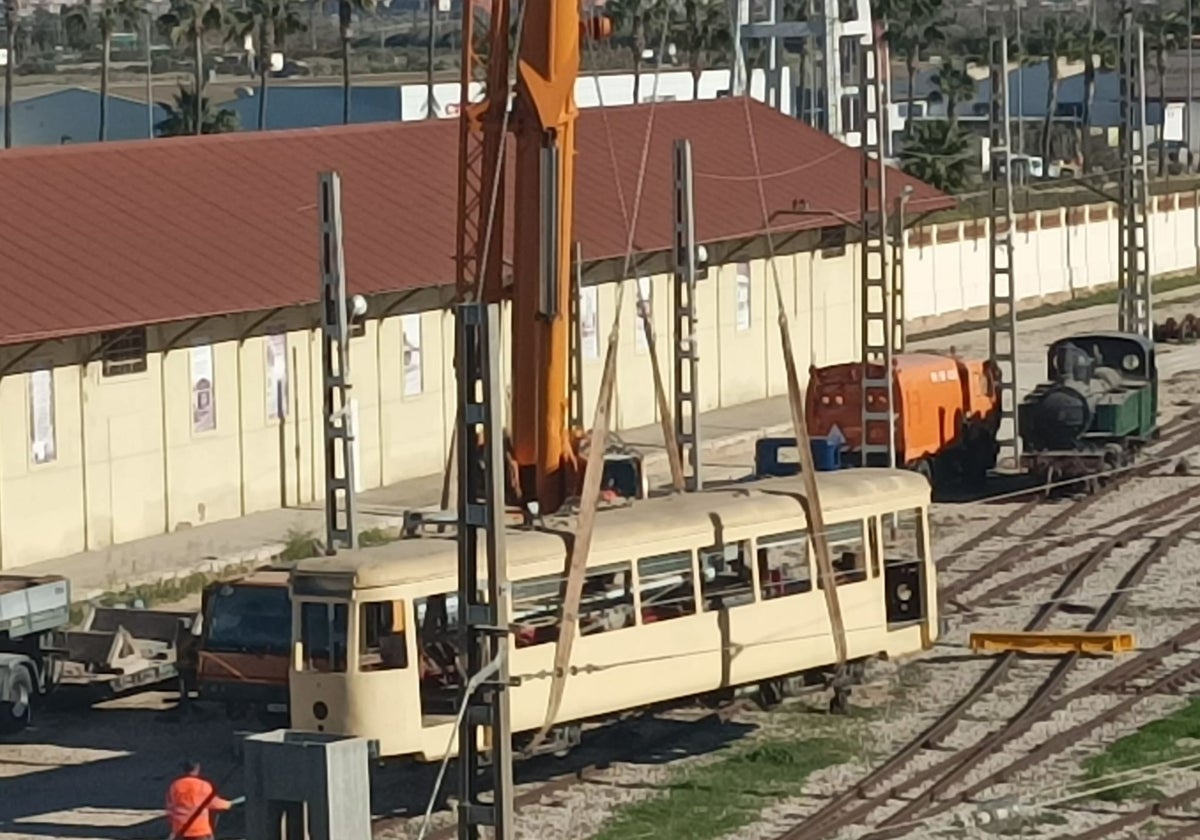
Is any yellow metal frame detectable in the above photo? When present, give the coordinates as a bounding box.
[969,631,1135,656]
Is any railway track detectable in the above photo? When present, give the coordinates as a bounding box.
[371,699,750,840]
[774,499,1200,840]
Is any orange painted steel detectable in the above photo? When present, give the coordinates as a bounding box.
[806,353,1001,468]
[454,0,609,513]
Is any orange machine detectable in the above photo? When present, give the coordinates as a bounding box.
[456,0,611,514]
[806,353,1001,485]
[196,569,291,717]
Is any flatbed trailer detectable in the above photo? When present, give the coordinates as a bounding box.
[0,574,200,733]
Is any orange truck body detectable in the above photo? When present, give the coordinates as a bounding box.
[197,569,291,715]
[806,353,1001,476]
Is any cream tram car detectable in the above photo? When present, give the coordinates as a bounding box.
[288,468,937,760]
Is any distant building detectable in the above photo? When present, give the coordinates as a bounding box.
[0,87,165,148]
[217,85,403,131]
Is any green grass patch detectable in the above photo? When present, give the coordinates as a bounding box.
[1080,697,1200,802]
[591,731,852,840]
[911,272,1200,343]
[279,527,323,562]
[358,527,400,547]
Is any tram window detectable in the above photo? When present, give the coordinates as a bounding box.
[818,521,868,587]
[757,531,812,598]
[637,551,696,623]
[580,562,636,636]
[512,574,563,648]
[359,601,408,672]
[300,601,348,673]
[700,541,755,609]
[882,508,924,565]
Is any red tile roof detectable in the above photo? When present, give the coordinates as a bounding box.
[0,97,951,347]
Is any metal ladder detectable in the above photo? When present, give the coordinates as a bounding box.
[672,139,702,491]
[988,31,1021,470]
[1118,10,1152,339]
[858,39,894,469]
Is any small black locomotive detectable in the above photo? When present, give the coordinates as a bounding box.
[1018,332,1158,483]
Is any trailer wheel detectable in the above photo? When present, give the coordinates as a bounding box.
[0,667,33,735]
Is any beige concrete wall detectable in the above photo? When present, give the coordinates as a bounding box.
[0,253,860,570]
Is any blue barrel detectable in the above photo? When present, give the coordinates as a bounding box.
[809,437,842,472]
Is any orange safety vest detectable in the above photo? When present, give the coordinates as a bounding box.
[165,775,232,838]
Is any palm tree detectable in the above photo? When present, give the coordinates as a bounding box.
[155,84,238,135]
[874,0,947,139]
[338,0,376,124]
[1025,15,1076,167]
[607,0,665,103]
[899,119,971,191]
[1068,17,1116,171]
[1140,6,1189,175]
[228,0,305,130]
[3,0,17,149]
[931,58,974,131]
[674,0,729,100]
[157,0,224,136]
[63,0,147,142]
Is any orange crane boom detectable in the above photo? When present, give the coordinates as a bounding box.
[456,0,609,514]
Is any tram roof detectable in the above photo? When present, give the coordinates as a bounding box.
[292,468,930,592]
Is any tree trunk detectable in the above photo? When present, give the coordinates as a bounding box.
[1082,56,1095,170]
[259,23,270,130]
[339,0,351,124]
[632,24,643,103]
[309,0,317,51]
[100,30,110,141]
[193,28,204,135]
[691,66,700,100]
[1041,55,1058,168]
[4,0,15,149]
[904,52,916,139]
[947,94,958,132]
[144,14,154,137]
[425,0,434,118]
[1158,50,1167,177]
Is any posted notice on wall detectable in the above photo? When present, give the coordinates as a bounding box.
[736,262,752,331]
[635,277,652,351]
[192,344,216,433]
[581,286,599,360]
[29,368,56,464]
[402,313,423,396]
[266,334,288,420]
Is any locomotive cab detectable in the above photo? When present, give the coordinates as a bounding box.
[1019,331,1158,482]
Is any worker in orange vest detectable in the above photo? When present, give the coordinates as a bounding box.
[165,759,232,840]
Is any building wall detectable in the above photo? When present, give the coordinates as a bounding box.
[1,191,1196,569]
[0,249,855,570]
[905,192,1200,323]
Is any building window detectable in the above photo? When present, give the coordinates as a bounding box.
[735,263,752,331]
[101,328,147,377]
[402,313,423,396]
[191,344,216,433]
[839,35,861,86]
[820,227,848,259]
[840,94,863,136]
[29,368,56,465]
